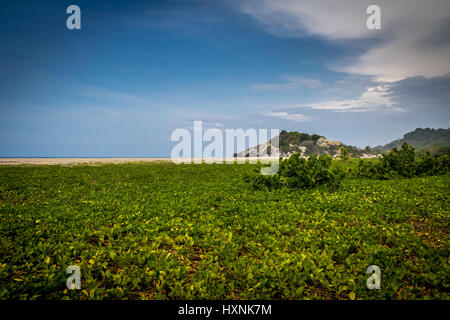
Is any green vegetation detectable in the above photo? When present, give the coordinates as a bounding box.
[372,127,450,155]
[339,147,350,161]
[0,161,449,300]
[245,154,345,190]
[277,130,362,157]
[356,143,450,180]
[416,145,450,157]
[246,143,449,190]
[278,130,323,156]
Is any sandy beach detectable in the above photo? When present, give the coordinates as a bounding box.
[0,158,172,165]
[0,157,279,165]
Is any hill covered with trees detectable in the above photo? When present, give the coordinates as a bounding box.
[373,128,450,155]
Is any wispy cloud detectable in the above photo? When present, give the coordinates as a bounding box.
[298,85,403,112]
[241,0,450,81]
[266,111,312,122]
[252,77,323,91]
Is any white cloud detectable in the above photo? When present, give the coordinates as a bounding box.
[242,0,370,39]
[266,111,312,122]
[298,85,404,112]
[241,0,450,81]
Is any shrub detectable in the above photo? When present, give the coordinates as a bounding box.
[245,153,345,190]
[383,142,416,177]
[415,152,449,175]
[356,142,449,179]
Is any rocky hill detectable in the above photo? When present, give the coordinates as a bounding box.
[235,130,364,158]
[235,128,450,158]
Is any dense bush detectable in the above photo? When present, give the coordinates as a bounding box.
[356,142,449,179]
[245,154,345,190]
[245,142,449,190]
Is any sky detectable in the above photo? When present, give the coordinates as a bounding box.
[0,0,449,157]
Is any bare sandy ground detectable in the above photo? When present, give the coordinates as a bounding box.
[0,158,172,165]
[0,157,278,165]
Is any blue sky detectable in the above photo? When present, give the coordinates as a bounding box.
[1,0,449,156]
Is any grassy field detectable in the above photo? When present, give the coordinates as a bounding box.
[0,162,448,300]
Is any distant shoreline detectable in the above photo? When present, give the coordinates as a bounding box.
[0,157,279,165]
[0,158,172,165]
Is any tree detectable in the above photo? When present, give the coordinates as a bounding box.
[340,147,349,161]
